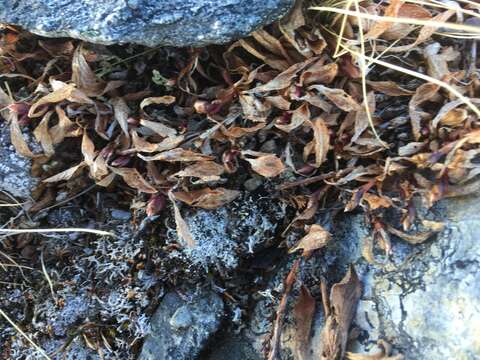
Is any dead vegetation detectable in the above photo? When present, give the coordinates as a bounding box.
[1,0,480,358]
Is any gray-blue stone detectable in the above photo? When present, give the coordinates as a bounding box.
[139,288,224,360]
[0,0,295,47]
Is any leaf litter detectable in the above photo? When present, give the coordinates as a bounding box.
[1,0,479,358]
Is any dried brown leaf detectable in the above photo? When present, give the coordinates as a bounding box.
[409,83,440,140]
[28,82,94,118]
[293,285,316,360]
[320,266,362,360]
[275,102,310,132]
[379,10,455,53]
[33,110,55,157]
[365,0,404,40]
[140,95,175,109]
[300,62,338,86]
[43,162,86,183]
[243,153,285,178]
[307,116,330,167]
[171,161,224,182]
[9,114,35,158]
[289,224,332,255]
[72,46,106,97]
[140,118,177,138]
[139,148,214,162]
[173,187,240,209]
[362,193,393,210]
[50,106,81,144]
[111,97,130,136]
[110,167,157,193]
[382,4,431,40]
[367,81,414,96]
[247,57,318,93]
[309,85,361,112]
[168,191,195,247]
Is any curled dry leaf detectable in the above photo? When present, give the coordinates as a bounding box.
[139,148,214,162]
[110,167,157,194]
[10,113,36,158]
[346,340,404,360]
[173,187,240,209]
[171,161,224,183]
[293,285,316,360]
[377,10,455,53]
[430,98,480,132]
[382,3,431,40]
[43,162,87,183]
[28,82,93,118]
[146,193,166,217]
[50,106,81,144]
[320,265,362,360]
[140,95,175,109]
[309,85,361,112]
[364,0,404,40]
[247,56,318,93]
[111,97,131,136]
[386,223,443,244]
[409,83,440,140]
[362,193,393,210]
[140,119,178,139]
[275,102,310,132]
[300,62,338,86]
[33,110,55,157]
[243,152,285,178]
[306,116,330,167]
[168,191,195,247]
[366,81,414,96]
[239,93,271,122]
[72,46,106,97]
[289,224,331,255]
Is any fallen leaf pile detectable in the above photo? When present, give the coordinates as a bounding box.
[0,0,479,356]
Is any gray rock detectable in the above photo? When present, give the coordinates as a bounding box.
[139,288,224,360]
[331,196,480,359]
[0,122,38,199]
[0,0,295,47]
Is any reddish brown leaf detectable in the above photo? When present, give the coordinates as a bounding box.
[173,187,240,209]
[289,224,332,255]
[293,286,316,360]
[110,167,157,194]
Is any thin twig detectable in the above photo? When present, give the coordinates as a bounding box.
[0,308,52,360]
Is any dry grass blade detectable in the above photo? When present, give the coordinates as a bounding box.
[311,6,480,35]
[339,45,480,119]
[0,308,52,360]
[0,228,115,236]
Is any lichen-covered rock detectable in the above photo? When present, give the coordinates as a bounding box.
[0,122,38,199]
[0,0,295,47]
[139,288,224,360]
[170,194,287,271]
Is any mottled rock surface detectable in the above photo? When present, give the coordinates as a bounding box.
[139,288,224,360]
[0,122,38,199]
[0,0,295,47]
[351,196,480,359]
